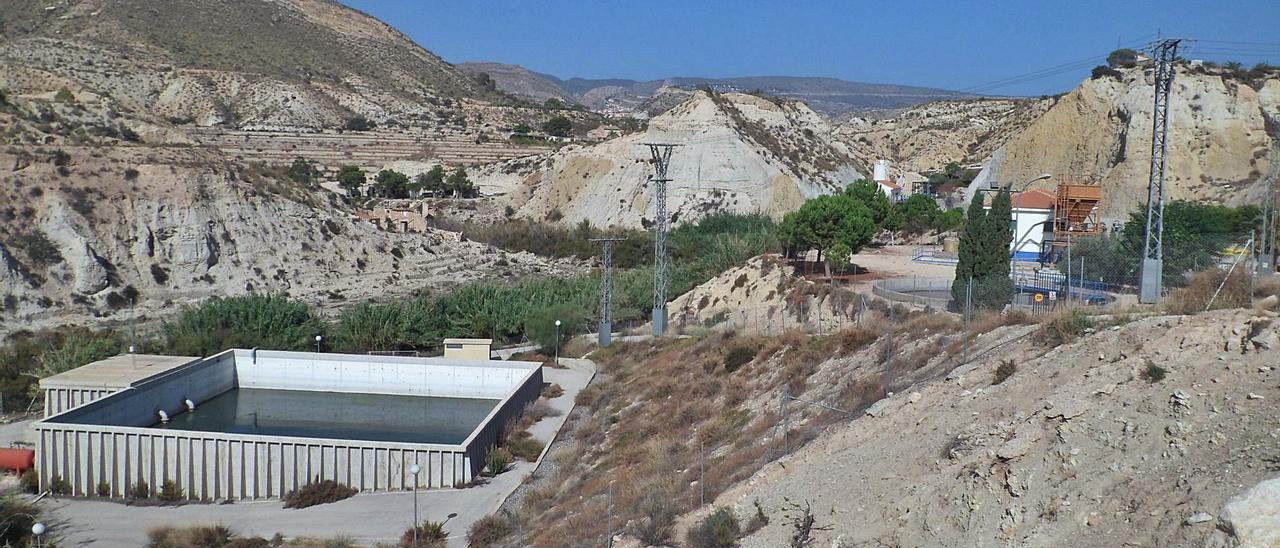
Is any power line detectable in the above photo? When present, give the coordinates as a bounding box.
[960,34,1159,94]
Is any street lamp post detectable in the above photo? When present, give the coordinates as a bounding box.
[314,335,323,353]
[553,320,561,366]
[409,463,421,543]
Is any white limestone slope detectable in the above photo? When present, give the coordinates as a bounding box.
[473,91,864,229]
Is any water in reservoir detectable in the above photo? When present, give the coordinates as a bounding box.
[153,388,498,444]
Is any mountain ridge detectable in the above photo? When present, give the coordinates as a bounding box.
[459,61,977,117]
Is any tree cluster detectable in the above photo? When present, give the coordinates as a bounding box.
[542,116,573,137]
[951,190,1014,310]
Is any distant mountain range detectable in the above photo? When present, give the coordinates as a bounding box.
[460,62,976,118]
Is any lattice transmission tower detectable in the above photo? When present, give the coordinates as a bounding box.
[644,143,678,336]
[590,237,626,346]
[1139,38,1182,303]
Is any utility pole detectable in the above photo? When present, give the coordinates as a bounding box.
[1139,38,1182,303]
[590,238,626,346]
[1257,119,1280,275]
[644,143,679,336]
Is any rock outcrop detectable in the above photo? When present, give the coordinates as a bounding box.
[974,66,1280,218]
[473,91,863,229]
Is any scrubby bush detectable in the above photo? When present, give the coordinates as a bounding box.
[343,116,374,131]
[992,359,1017,385]
[97,480,111,497]
[12,230,63,267]
[466,513,514,547]
[686,506,741,548]
[1165,267,1251,314]
[158,479,184,502]
[400,521,448,547]
[1035,308,1093,347]
[20,470,38,494]
[130,479,152,499]
[0,497,39,546]
[506,435,543,462]
[54,86,75,102]
[147,524,234,547]
[1142,362,1167,383]
[48,475,71,495]
[485,447,512,476]
[542,383,564,398]
[283,479,358,509]
[722,345,755,372]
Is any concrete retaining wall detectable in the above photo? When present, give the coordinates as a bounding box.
[37,426,468,499]
[35,350,543,500]
[234,350,528,399]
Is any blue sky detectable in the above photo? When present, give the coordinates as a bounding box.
[342,1,1280,96]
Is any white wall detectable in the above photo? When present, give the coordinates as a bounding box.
[1013,208,1053,259]
[233,350,535,399]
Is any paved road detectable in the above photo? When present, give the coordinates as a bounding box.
[41,360,596,547]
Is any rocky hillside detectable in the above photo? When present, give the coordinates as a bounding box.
[458,62,577,105]
[0,91,577,337]
[838,97,1052,173]
[0,0,537,131]
[471,91,864,228]
[698,308,1280,547]
[975,65,1280,218]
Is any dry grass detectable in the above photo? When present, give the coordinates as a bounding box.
[1165,268,1251,314]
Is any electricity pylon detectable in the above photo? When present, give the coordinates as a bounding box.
[644,143,678,335]
[590,237,626,346]
[1139,38,1182,303]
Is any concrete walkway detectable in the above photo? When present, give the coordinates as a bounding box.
[40,360,595,547]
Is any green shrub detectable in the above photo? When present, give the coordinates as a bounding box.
[524,303,588,355]
[19,470,38,494]
[48,475,71,495]
[1142,362,1167,383]
[130,479,152,499]
[158,479,184,502]
[12,230,63,267]
[506,436,543,462]
[466,513,514,547]
[400,521,448,548]
[96,481,111,497]
[723,345,756,372]
[0,496,39,546]
[992,359,1017,385]
[686,506,741,548]
[54,86,75,102]
[283,479,358,509]
[485,447,512,476]
[159,294,325,357]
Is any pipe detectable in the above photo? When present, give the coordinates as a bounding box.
[184,399,196,412]
[251,347,259,364]
[157,409,169,423]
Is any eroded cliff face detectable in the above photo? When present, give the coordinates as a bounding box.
[980,67,1280,218]
[0,145,576,336]
[471,92,864,229]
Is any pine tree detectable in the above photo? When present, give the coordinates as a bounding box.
[951,195,988,307]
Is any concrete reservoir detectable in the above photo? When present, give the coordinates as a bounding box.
[34,349,543,500]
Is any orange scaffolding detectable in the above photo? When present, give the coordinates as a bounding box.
[1053,181,1102,235]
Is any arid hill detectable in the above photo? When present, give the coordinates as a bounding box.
[471,91,864,228]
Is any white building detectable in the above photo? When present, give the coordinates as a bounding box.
[1008,189,1055,261]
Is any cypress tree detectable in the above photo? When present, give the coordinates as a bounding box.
[976,190,1014,309]
[951,194,988,307]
